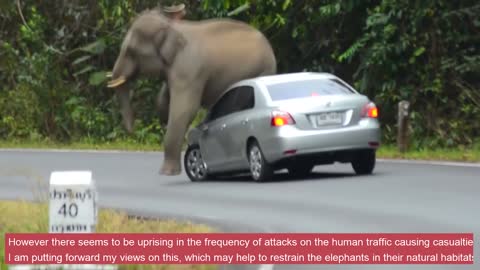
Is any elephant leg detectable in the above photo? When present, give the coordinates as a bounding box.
[160,82,202,176]
[156,82,170,126]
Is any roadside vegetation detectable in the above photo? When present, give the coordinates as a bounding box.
[377,143,480,162]
[0,200,217,270]
[1,139,479,163]
[0,1,478,157]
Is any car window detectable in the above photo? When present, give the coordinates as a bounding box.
[206,86,255,122]
[266,78,355,101]
[232,86,255,112]
[207,89,237,121]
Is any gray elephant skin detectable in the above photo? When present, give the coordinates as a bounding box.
[107,8,277,176]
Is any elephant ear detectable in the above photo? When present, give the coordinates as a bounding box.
[155,24,187,67]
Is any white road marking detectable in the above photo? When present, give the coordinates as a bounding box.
[258,264,275,270]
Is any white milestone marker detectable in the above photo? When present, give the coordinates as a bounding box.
[49,171,98,233]
[45,171,115,269]
[11,171,117,270]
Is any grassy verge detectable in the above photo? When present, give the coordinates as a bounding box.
[0,200,217,270]
[377,144,480,162]
[0,138,164,152]
[1,139,479,162]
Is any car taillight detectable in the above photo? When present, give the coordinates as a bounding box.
[361,102,379,118]
[271,110,295,126]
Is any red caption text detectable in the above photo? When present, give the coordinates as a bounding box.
[4,233,474,265]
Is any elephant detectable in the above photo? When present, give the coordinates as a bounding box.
[107,8,277,176]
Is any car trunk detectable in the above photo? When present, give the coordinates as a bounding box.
[272,94,370,130]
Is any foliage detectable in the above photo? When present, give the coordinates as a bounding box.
[338,1,480,148]
[0,0,478,148]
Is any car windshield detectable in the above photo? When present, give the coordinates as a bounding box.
[266,78,355,101]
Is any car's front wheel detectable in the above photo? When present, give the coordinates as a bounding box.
[184,145,209,182]
[351,149,376,175]
[248,141,273,182]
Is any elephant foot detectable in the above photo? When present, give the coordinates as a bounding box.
[160,161,182,176]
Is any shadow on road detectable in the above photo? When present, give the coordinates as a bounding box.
[199,170,363,184]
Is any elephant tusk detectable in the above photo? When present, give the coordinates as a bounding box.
[106,72,113,78]
[107,76,126,88]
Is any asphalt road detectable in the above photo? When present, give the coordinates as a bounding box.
[1,149,479,270]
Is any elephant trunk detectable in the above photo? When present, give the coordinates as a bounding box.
[108,49,137,133]
[116,84,134,133]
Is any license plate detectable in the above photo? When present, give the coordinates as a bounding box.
[313,112,343,126]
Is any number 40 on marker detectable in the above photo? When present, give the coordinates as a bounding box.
[58,202,79,218]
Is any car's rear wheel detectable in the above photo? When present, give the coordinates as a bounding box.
[288,163,314,178]
[248,141,273,182]
[184,145,209,182]
[351,149,376,175]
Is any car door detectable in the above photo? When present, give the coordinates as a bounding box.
[221,86,256,170]
[199,90,238,171]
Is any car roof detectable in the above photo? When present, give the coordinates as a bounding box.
[211,72,351,109]
[230,72,339,88]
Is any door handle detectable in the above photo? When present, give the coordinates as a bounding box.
[220,124,227,130]
[241,118,249,125]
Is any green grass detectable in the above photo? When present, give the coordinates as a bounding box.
[0,200,217,270]
[0,138,164,152]
[1,138,479,162]
[377,144,480,162]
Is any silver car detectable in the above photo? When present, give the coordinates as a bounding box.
[184,72,381,182]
